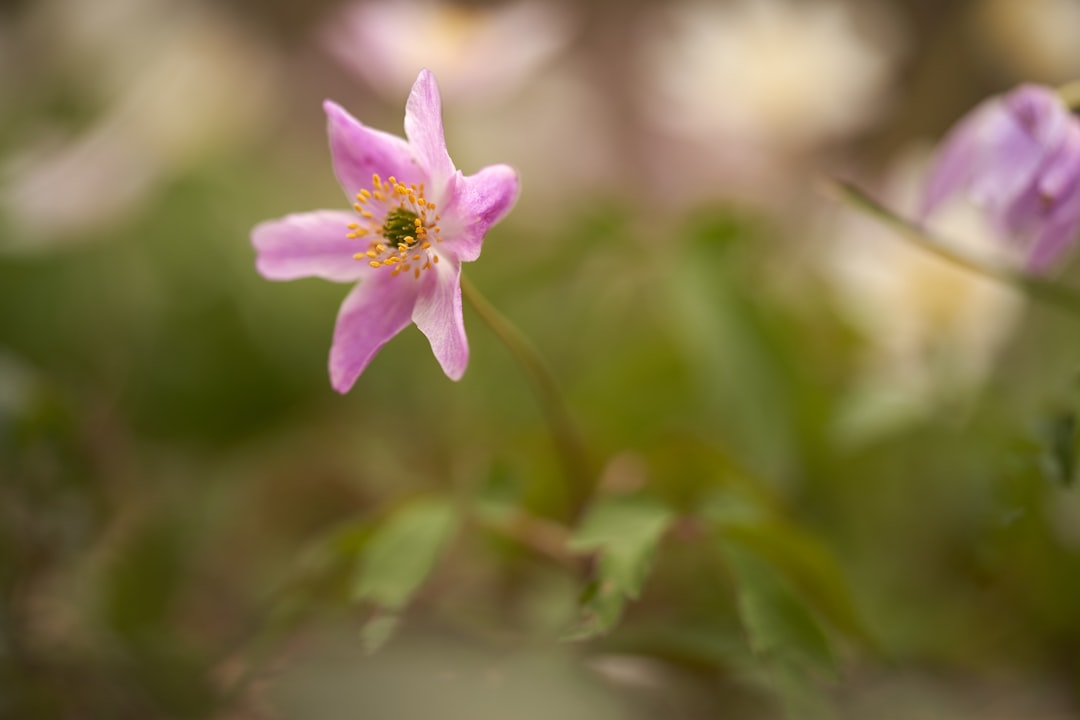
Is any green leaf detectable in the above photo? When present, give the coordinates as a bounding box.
[726,544,835,720]
[720,521,874,648]
[351,496,459,649]
[727,545,833,668]
[566,495,674,638]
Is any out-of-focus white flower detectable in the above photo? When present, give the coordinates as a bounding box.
[976,0,1080,83]
[824,150,1024,440]
[322,0,572,105]
[1,0,280,250]
[642,0,900,152]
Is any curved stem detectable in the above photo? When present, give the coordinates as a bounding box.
[461,275,593,515]
[828,179,1080,319]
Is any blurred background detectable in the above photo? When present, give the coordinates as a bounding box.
[3,0,1080,717]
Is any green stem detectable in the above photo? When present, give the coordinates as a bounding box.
[1059,80,1080,110]
[828,179,1080,319]
[461,275,593,515]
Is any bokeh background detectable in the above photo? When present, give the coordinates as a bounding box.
[4,0,1080,717]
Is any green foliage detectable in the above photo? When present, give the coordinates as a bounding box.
[9,31,1080,719]
[351,496,460,650]
[725,545,835,720]
[720,521,872,647]
[567,494,674,638]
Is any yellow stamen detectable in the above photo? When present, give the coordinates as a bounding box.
[346,172,443,280]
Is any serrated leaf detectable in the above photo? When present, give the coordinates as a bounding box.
[727,545,833,668]
[351,496,458,648]
[720,521,873,648]
[726,544,835,719]
[567,495,674,638]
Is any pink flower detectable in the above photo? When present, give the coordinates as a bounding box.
[921,84,1080,271]
[251,70,519,392]
[321,0,571,106]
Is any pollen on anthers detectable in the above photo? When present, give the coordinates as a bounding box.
[346,174,443,279]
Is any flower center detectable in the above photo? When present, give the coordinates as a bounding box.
[347,174,443,279]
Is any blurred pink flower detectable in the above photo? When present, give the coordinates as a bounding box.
[252,70,519,392]
[322,0,570,105]
[922,84,1080,271]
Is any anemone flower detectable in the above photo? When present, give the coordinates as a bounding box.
[921,84,1080,272]
[251,70,519,392]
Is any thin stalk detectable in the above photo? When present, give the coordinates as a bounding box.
[828,179,1080,319]
[461,275,593,515]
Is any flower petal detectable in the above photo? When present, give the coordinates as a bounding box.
[412,257,468,380]
[440,164,520,262]
[329,274,418,393]
[324,100,422,200]
[1037,119,1080,201]
[1030,146,1080,270]
[252,210,370,282]
[1027,211,1080,272]
[922,86,1069,223]
[969,101,1053,214]
[404,69,455,196]
[921,102,982,220]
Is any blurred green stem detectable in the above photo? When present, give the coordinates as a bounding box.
[461,275,593,515]
[1059,80,1080,109]
[829,179,1080,319]
[474,508,581,568]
